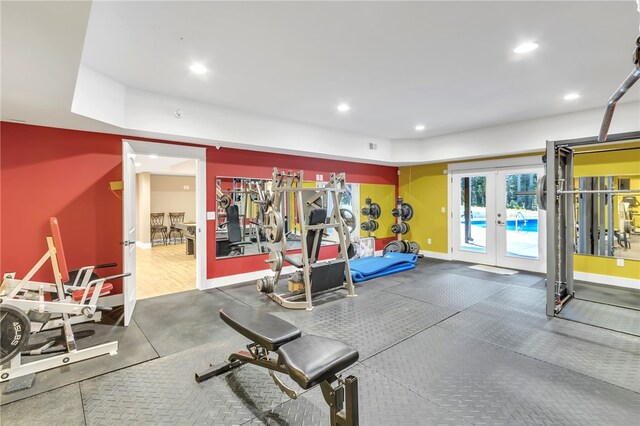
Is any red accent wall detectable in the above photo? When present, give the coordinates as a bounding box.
[1,123,398,291]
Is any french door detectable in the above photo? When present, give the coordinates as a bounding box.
[451,167,545,272]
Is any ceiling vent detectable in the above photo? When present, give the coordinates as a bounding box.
[369,143,377,150]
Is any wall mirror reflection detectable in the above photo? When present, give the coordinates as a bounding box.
[573,175,639,260]
[215,176,360,258]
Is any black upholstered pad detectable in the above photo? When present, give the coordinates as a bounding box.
[277,335,359,390]
[219,306,302,351]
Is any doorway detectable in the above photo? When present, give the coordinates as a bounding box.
[450,163,546,273]
[122,140,206,325]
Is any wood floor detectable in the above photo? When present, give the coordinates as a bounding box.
[136,242,196,299]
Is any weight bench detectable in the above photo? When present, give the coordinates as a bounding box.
[196,306,359,425]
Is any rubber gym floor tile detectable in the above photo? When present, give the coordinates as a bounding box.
[247,363,470,426]
[81,343,291,425]
[133,289,250,357]
[558,298,640,336]
[573,281,640,310]
[0,383,85,425]
[482,285,547,314]
[384,271,509,311]
[364,326,640,426]
[438,296,640,393]
[0,317,158,405]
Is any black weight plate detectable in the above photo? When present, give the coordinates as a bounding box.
[391,223,401,234]
[369,203,381,220]
[400,222,410,235]
[370,220,378,231]
[391,208,400,217]
[360,222,370,231]
[401,240,411,253]
[0,304,31,365]
[409,241,420,254]
[382,240,403,255]
[361,206,370,216]
[400,203,414,221]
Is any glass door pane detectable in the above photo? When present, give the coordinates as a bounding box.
[459,175,488,253]
[503,172,539,259]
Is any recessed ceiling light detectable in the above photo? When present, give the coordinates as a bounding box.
[337,103,350,112]
[134,162,142,167]
[563,92,581,101]
[513,42,539,54]
[414,124,426,131]
[189,63,207,74]
[149,154,159,159]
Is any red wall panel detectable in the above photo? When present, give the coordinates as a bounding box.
[1,123,398,289]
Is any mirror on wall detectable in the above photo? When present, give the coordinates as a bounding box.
[215,177,360,258]
[573,175,640,261]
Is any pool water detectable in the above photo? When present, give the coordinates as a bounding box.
[469,218,539,232]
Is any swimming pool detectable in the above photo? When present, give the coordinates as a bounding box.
[467,218,539,232]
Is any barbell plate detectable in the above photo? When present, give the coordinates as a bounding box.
[340,208,356,233]
[0,305,31,365]
[400,203,414,221]
[391,223,401,234]
[361,206,370,216]
[264,209,284,243]
[268,250,284,272]
[537,175,547,211]
[382,240,403,255]
[409,241,420,254]
[400,222,410,235]
[391,208,400,217]
[370,220,378,231]
[219,195,231,209]
[369,203,381,220]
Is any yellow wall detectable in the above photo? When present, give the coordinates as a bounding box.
[397,163,449,253]
[399,145,640,282]
[359,183,396,239]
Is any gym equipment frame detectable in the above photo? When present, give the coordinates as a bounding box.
[0,217,127,381]
[257,168,356,310]
[196,306,359,426]
[543,131,640,317]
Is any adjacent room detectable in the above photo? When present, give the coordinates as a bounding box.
[1,1,638,425]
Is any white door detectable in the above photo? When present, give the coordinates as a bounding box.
[452,171,496,264]
[122,142,137,326]
[451,168,545,272]
[495,168,545,272]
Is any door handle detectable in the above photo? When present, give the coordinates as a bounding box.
[119,240,136,246]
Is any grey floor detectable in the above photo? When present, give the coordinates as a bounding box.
[1,259,639,425]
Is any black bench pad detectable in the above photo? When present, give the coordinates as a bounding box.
[220,306,301,351]
[277,335,359,390]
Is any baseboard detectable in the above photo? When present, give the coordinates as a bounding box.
[203,266,299,289]
[136,241,152,249]
[574,271,640,290]
[419,250,452,261]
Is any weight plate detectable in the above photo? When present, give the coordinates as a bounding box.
[370,220,378,231]
[391,223,401,234]
[256,276,275,294]
[382,240,403,255]
[369,203,381,220]
[400,203,414,221]
[391,208,400,217]
[361,206,370,216]
[219,195,231,209]
[360,222,370,231]
[0,304,30,365]
[400,222,410,235]
[268,250,284,272]
[401,240,411,253]
[537,174,547,211]
[409,241,420,254]
[338,242,357,259]
[340,209,356,233]
[264,209,284,243]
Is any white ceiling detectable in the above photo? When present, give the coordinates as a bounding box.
[80,1,640,139]
[135,155,196,176]
[1,1,638,165]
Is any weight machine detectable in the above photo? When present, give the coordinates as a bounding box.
[0,217,127,382]
[542,131,640,317]
[256,168,356,310]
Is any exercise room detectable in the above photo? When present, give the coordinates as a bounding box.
[1,1,638,425]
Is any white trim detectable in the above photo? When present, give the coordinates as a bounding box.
[202,266,299,289]
[447,155,542,173]
[136,241,152,249]
[123,139,206,160]
[419,250,452,261]
[574,272,640,290]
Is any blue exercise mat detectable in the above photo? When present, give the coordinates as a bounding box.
[348,252,418,283]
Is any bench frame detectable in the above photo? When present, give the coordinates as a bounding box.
[196,339,358,425]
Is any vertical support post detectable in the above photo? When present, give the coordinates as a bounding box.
[463,177,472,244]
[598,177,606,256]
[564,151,574,296]
[546,140,558,317]
[607,176,614,256]
[344,375,359,426]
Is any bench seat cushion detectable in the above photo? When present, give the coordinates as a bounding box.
[219,306,301,351]
[277,335,359,389]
